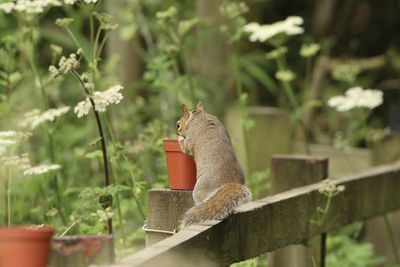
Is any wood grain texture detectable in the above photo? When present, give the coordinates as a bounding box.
[112,160,400,267]
[146,189,195,246]
[269,155,328,267]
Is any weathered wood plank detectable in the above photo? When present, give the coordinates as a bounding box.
[269,155,328,267]
[112,161,400,267]
[146,190,195,246]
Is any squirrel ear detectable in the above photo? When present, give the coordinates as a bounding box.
[181,104,189,118]
[196,101,204,112]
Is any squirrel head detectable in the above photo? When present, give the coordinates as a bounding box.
[176,101,204,138]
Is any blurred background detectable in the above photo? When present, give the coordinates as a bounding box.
[0,0,400,266]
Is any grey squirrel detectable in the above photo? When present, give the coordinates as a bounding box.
[177,102,251,229]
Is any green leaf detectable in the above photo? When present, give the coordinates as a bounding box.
[89,137,103,146]
[9,72,22,86]
[85,150,103,159]
[178,18,200,39]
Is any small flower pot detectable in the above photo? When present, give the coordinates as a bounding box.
[0,226,54,267]
[163,139,196,190]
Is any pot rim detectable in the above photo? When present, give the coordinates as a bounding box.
[163,139,182,152]
[0,225,54,240]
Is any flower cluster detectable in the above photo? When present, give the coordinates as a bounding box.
[64,0,98,4]
[328,87,383,112]
[20,107,70,130]
[1,153,30,169]
[319,181,346,197]
[243,16,304,42]
[74,85,124,118]
[91,207,113,223]
[219,1,249,19]
[0,131,30,155]
[49,49,82,78]
[23,164,61,176]
[0,0,61,14]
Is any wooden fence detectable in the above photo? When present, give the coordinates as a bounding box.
[109,156,400,267]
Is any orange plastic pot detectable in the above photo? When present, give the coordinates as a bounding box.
[0,226,54,267]
[163,139,197,190]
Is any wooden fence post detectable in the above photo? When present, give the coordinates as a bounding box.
[269,155,328,267]
[145,189,195,246]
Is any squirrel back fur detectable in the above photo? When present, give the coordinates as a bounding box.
[177,102,251,229]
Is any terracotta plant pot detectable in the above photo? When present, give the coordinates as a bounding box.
[163,139,196,190]
[0,226,54,267]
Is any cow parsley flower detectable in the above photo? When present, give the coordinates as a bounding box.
[23,164,61,176]
[1,153,31,170]
[0,2,15,13]
[0,131,19,138]
[74,85,124,118]
[20,106,70,129]
[49,50,81,77]
[243,16,304,42]
[328,87,383,112]
[0,131,30,152]
[1,0,61,14]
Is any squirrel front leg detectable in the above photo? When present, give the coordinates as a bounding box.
[178,135,193,155]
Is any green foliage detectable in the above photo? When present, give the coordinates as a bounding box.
[327,235,385,267]
[0,0,396,264]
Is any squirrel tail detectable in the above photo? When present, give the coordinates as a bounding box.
[179,183,251,229]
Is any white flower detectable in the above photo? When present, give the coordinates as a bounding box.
[23,164,61,176]
[74,99,92,118]
[57,53,80,75]
[243,16,304,42]
[328,87,383,112]
[0,131,30,152]
[74,85,124,118]
[1,154,31,170]
[0,2,15,13]
[49,65,59,78]
[83,0,97,3]
[2,0,62,14]
[20,107,70,129]
[64,0,77,4]
[0,131,18,138]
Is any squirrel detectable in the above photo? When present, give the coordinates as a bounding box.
[176,101,251,229]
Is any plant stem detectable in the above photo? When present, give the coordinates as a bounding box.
[275,56,311,154]
[383,214,400,263]
[66,27,90,62]
[90,14,95,58]
[47,130,67,224]
[72,70,112,234]
[320,232,327,267]
[59,221,77,237]
[6,168,11,227]
[104,117,146,220]
[27,53,47,110]
[233,43,252,180]
[96,31,111,59]
[180,48,195,100]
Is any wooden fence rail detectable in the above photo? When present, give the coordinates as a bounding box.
[111,160,400,267]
